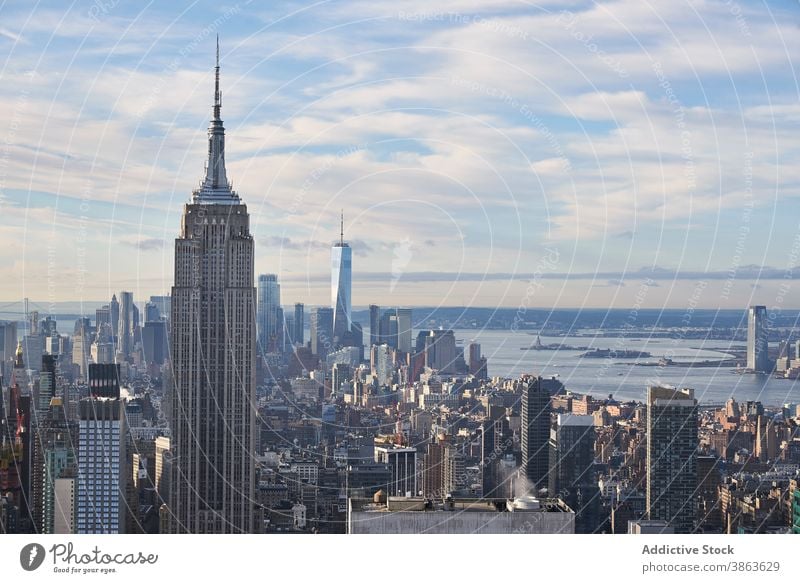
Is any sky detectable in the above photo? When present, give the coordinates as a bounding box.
[1,0,800,311]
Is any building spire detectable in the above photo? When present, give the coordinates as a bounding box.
[193,36,238,204]
[214,34,221,120]
[340,209,344,245]
[14,340,23,367]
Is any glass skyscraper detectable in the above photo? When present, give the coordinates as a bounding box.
[331,213,352,346]
[747,305,769,373]
[257,273,281,352]
[646,386,698,534]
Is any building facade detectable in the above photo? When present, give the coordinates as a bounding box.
[168,43,256,534]
[646,386,698,534]
[522,377,551,495]
[747,305,769,373]
[257,274,281,352]
[76,398,125,533]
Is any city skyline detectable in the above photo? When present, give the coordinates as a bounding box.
[2,2,800,308]
[2,0,800,546]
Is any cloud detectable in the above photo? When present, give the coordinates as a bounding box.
[122,238,166,251]
[261,236,328,251]
[0,28,21,42]
[284,265,800,284]
[2,0,800,306]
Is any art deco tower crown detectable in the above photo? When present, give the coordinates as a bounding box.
[192,35,240,205]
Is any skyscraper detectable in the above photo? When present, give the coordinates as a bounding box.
[480,409,512,498]
[22,333,43,374]
[293,302,304,347]
[747,305,769,373]
[109,294,119,343]
[417,329,457,373]
[76,395,125,533]
[281,310,293,353]
[32,396,76,534]
[142,321,167,365]
[371,344,394,386]
[72,325,89,381]
[310,307,334,362]
[548,414,598,533]
[369,304,380,347]
[395,308,412,354]
[7,343,33,532]
[521,376,551,495]
[168,40,256,534]
[331,212,352,346]
[117,291,134,359]
[378,310,398,349]
[257,274,281,352]
[0,320,18,381]
[646,386,698,534]
[144,301,161,323]
[38,354,57,414]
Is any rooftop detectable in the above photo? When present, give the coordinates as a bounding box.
[349,496,573,514]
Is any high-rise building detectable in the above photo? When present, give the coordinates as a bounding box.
[40,316,57,338]
[76,396,125,533]
[0,320,18,380]
[417,330,457,374]
[168,42,256,533]
[88,364,121,399]
[293,303,304,347]
[548,414,598,533]
[480,410,512,498]
[421,437,464,498]
[646,386,698,534]
[149,295,171,320]
[90,340,115,366]
[71,326,89,382]
[5,343,33,532]
[468,343,481,374]
[371,344,394,386]
[144,301,161,323]
[142,321,167,365]
[282,311,293,353]
[521,376,551,495]
[395,308,413,354]
[331,362,351,394]
[369,304,380,347]
[22,334,43,373]
[154,436,171,508]
[38,354,57,414]
[548,414,595,495]
[378,310,398,349]
[109,294,119,344]
[331,212,352,346]
[375,446,417,497]
[52,477,75,534]
[117,291,134,359]
[257,274,281,352]
[310,307,334,362]
[32,396,77,534]
[747,305,769,372]
[422,440,445,498]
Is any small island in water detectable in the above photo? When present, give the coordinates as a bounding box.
[579,348,652,359]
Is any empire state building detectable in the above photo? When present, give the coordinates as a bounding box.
[168,41,256,533]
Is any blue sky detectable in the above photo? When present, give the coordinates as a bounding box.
[1,0,799,309]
